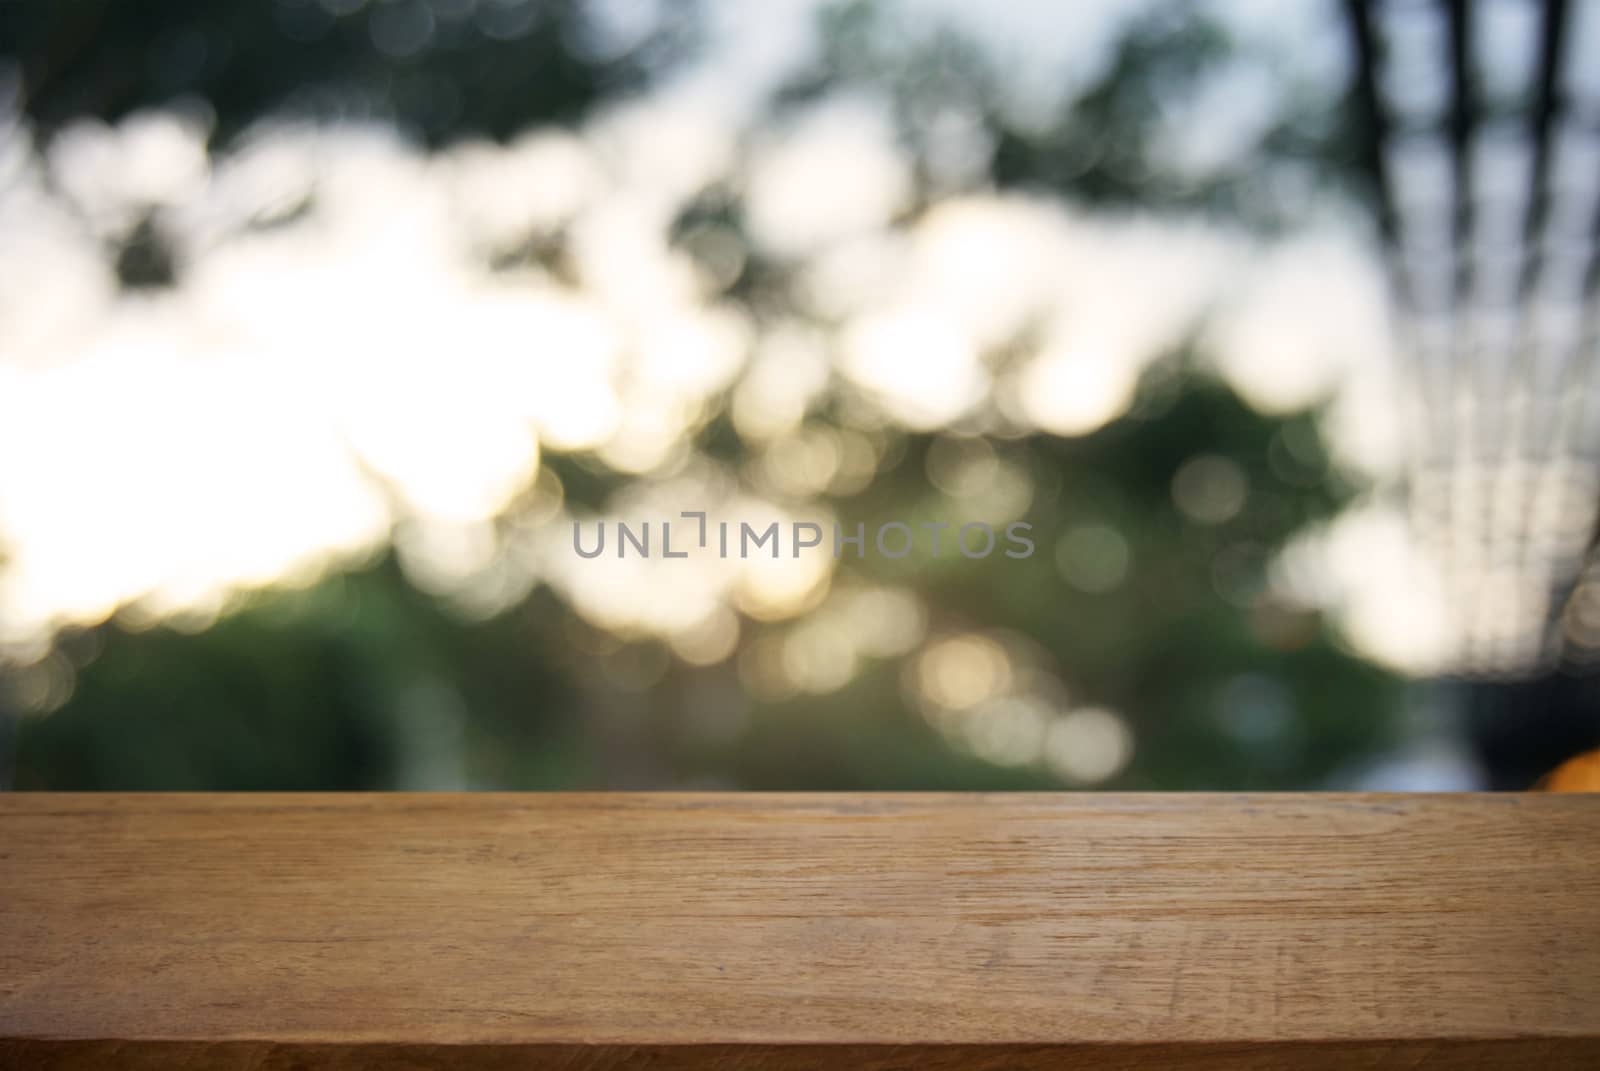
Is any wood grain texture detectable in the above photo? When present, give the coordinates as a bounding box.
[2,794,1598,1069]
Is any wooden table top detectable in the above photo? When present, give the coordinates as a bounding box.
[3,793,1597,1068]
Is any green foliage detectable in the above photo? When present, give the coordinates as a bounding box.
[3,0,1407,790]
[2,0,681,147]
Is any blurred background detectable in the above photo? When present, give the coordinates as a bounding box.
[0,0,1596,791]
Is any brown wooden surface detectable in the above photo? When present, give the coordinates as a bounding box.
[2,793,1598,1069]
